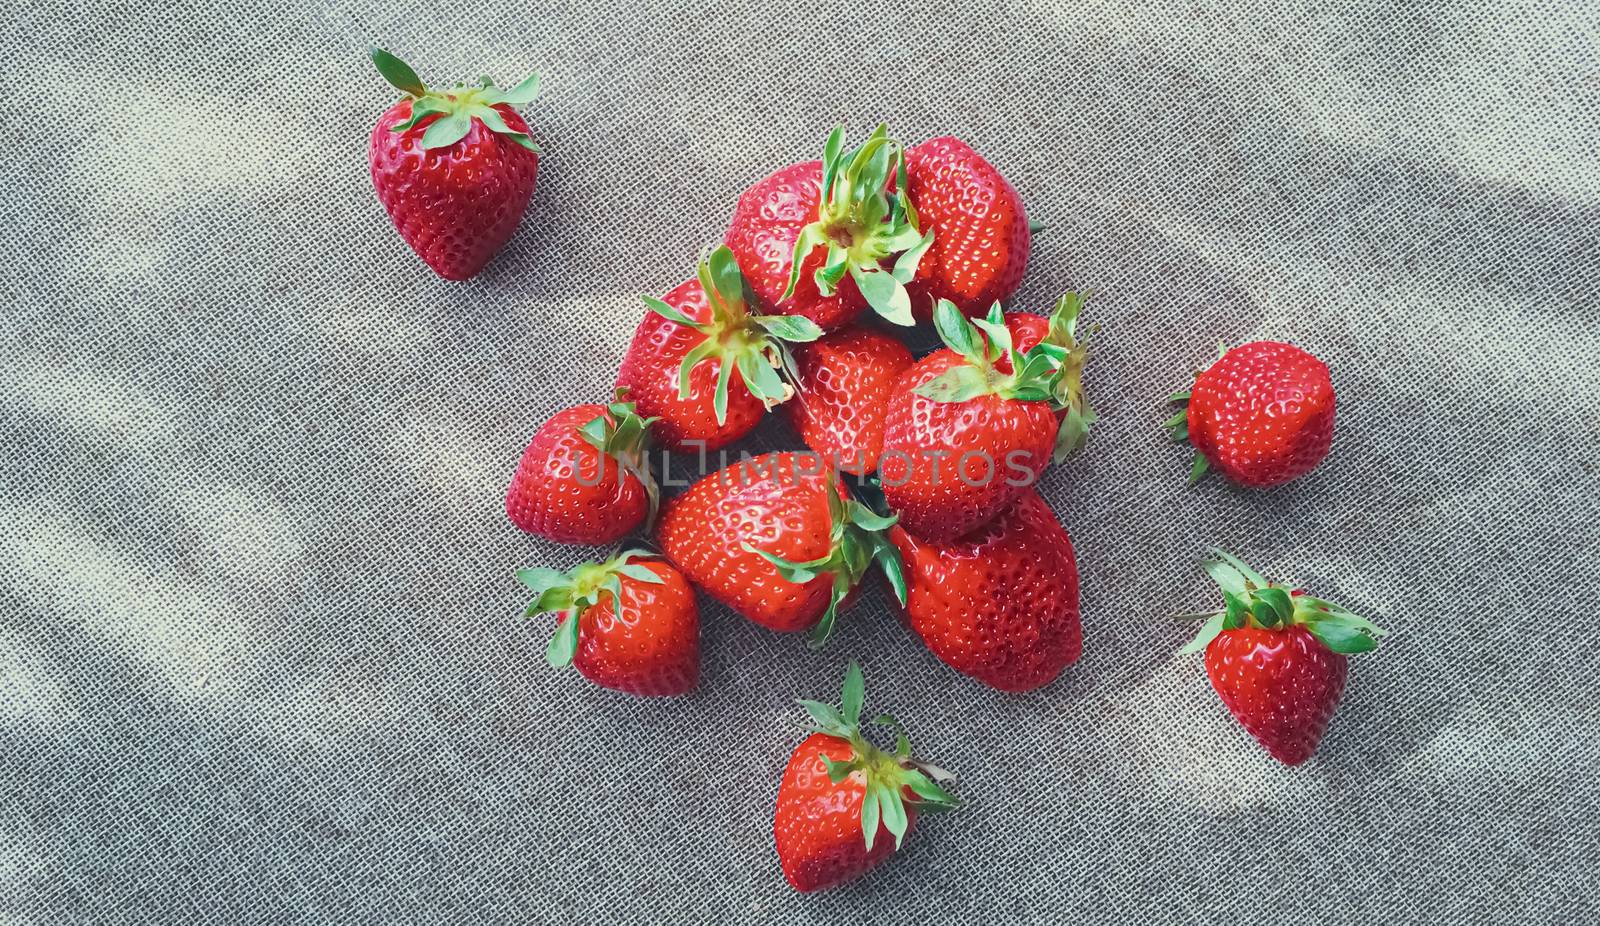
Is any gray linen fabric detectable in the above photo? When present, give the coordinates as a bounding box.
[2,0,1597,922]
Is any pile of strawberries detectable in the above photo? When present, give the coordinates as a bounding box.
[367,50,1387,893]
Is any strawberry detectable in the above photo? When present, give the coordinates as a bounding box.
[1165,341,1335,486]
[1180,550,1385,765]
[879,300,1091,541]
[991,292,1096,452]
[616,247,821,452]
[504,396,657,544]
[783,326,914,475]
[654,452,904,642]
[902,136,1031,321]
[367,48,541,281]
[775,663,958,891]
[890,490,1082,691]
[518,550,698,696]
[726,126,933,329]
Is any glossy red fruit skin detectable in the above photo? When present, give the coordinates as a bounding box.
[1188,341,1335,487]
[504,404,647,544]
[903,137,1029,321]
[369,99,539,281]
[654,452,835,632]
[774,733,914,892]
[1204,623,1348,765]
[784,326,914,475]
[890,491,1081,691]
[561,560,698,696]
[879,351,1058,541]
[724,161,867,330]
[615,278,766,452]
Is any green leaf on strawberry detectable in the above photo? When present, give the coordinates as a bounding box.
[369,46,541,152]
[519,549,665,669]
[1180,549,1387,655]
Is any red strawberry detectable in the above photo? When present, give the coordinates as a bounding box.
[784,326,914,475]
[890,490,1082,692]
[504,397,657,544]
[367,48,541,281]
[990,292,1096,454]
[1166,341,1335,486]
[775,663,958,891]
[519,550,698,696]
[879,300,1091,541]
[1180,549,1384,764]
[655,452,903,641]
[726,126,933,329]
[616,247,821,452]
[902,136,1030,321]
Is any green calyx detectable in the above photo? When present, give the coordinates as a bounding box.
[796,663,959,852]
[369,46,541,151]
[517,549,664,669]
[782,126,933,327]
[1163,340,1231,484]
[578,391,661,530]
[743,477,906,648]
[912,299,1096,463]
[642,245,823,427]
[1178,549,1387,656]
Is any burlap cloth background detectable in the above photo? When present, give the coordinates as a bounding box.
[3,0,1596,922]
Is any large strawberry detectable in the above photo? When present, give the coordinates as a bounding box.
[367,47,541,280]
[879,300,1091,541]
[775,663,958,892]
[504,396,656,544]
[616,246,821,452]
[518,550,698,696]
[783,325,914,475]
[902,136,1030,321]
[890,490,1082,692]
[655,452,903,642]
[726,126,933,329]
[1165,341,1335,486]
[1179,549,1384,765]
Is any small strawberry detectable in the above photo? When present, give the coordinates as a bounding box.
[879,300,1091,541]
[890,490,1082,692]
[504,396,657,544]
[654,452,904,642]
[518,550,698,696]
[775,662,958,892]
[1165,341,1335,486]
[991,292,1096,453]
[902,136,1030,321]
[367,47,541,280]
[616,247,821,452]
[1180,549,1385,765]
[726,126,934,329]
[784,325,914,475]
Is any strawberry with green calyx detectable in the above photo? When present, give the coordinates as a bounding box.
[1180,549,1385,765]
[519,550,698,697]
[616,247,823,452]
[727,126,932,329]
[367,47,541,280]
[1165,340,1335,487]
[774,662,958,892]
[994,292,1097,457]
[505,393,659,544]
[654,452,903,642]
[879,299,1091,542]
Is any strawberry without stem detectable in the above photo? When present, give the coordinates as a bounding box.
[504,397,657,545]
[1180,549,1384,765]
[654,452,904,643]
[519,551,698,697]
[368,48,541,280]
[727,126,933,329]
[775,663,958,892]
[1166,340,1335,487]
[891,490,1082,692]
[616,247,821,452]
[879,299,1092,541]
[784,326,914,475]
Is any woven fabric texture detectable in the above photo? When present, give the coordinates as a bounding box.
[3,0,1597,923]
